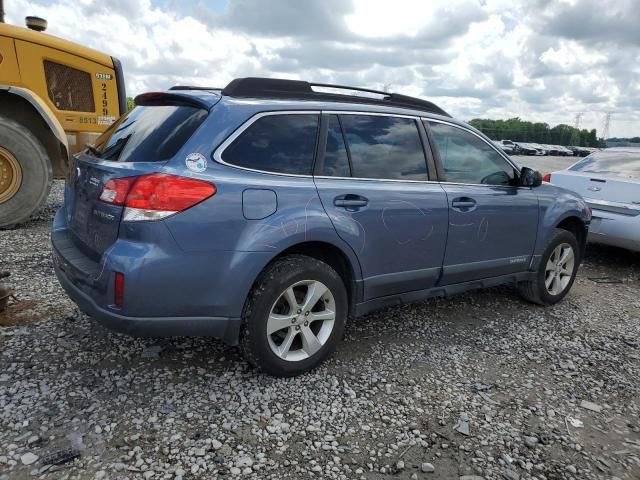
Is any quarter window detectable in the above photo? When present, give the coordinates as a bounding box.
[223,114,319,175]
[427,122,517,186]
[340,115,428,180]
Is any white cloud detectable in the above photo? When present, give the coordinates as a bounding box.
[5,0,638,137]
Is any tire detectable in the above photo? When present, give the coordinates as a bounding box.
[240,254,348,377]
[0,115,53,228]
[518,228,580,305]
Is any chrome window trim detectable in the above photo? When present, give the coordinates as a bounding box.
[314,175,440,184]
[422,117,522,174]
[213,109,435,183]
[323,110,421,120]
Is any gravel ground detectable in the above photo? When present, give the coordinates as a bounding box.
[1,181,639,480]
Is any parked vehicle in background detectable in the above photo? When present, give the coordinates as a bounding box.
[529,143,548,155]
[498,139,520,154]
[568,146,591,157]
[544,148,639,251]
[52,77,591,376]
[555,146,574,156]
[492,140,515,155]
[544,145,563,156]
[515,142,538,155]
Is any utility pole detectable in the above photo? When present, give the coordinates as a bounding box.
[602,112,612,140]
[574,112,583,129]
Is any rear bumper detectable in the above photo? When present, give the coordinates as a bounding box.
[50,205,265,345]
[53,261,241,343]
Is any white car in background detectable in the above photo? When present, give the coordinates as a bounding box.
[544,148,640,251]
[529,143,548,155]
[492,140,515,154]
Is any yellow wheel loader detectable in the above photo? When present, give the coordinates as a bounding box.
[0,8,126,227]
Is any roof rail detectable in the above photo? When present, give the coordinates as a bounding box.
[220,77,450,117]
[169,85,222,91]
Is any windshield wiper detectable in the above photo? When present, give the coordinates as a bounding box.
[85,144,102,157]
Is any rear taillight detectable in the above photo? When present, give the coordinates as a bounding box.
[100,177,137,205]
[542,173,551,183]
[114,272,125,308]
[99,173,216,221]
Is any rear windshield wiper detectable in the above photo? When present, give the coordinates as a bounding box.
[85,144,102,157]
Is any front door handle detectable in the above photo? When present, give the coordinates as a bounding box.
[451,197,476,211]
[334,194,369,210]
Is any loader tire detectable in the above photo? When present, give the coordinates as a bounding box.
[0,115,52,228]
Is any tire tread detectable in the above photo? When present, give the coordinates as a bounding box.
[239,254,345,376]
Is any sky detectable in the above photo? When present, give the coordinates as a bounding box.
[6,0,639,137]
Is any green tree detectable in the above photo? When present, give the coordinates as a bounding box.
[470,117,599,146]
[126,96,135,111]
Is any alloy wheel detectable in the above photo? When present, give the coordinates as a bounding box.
[266,280,336,362]
[544,243,575,295]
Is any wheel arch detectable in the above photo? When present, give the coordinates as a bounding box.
[250,240,362,317]
[555,215,588,258]
[0,86,69,178]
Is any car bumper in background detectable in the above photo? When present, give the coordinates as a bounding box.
[588,208,640,252]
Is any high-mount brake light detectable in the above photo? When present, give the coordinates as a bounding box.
[99,174,216,221]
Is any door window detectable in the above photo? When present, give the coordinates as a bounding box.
[339,115,428,180]
[427,122,517,185]
[223,114,319,175]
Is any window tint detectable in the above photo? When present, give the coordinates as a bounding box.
[91,105,207,162]
[427,122,517,185]
[223,114,319,175]
[569,150,640,180]
[322,115,351,177]
[340,115,428,180]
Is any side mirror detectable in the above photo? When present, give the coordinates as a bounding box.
[519,167,542,187]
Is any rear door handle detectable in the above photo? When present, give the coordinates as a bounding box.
[451,197,476,211]
[334,194,368,210]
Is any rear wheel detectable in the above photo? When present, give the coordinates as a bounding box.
[240,255,348,377]
[518,228,580,305]
[0,116,52,228]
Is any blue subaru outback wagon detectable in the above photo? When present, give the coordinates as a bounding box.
[52,78,591,376]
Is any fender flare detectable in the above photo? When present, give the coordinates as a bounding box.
[0,85,68,151]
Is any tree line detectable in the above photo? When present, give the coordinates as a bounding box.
[468,118,601,147]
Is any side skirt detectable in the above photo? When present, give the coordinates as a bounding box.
[354,271,536,317]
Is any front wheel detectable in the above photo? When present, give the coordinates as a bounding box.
[518,228,580,305]
[240,255,348,377]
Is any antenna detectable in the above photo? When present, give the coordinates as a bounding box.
[602,112,612,139]
[573,112,583,129]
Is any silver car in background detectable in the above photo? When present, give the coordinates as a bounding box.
[545,148,640,251]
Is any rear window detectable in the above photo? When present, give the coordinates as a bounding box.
[222,114,319,175]
[89,105,207,162]
[569,150,640,180]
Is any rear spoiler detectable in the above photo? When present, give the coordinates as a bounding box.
[134,92,212,110]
